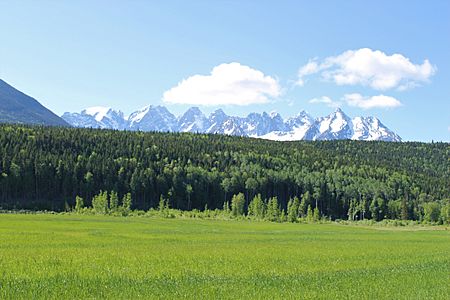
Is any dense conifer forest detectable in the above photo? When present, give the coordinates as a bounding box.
[0,124,449,221]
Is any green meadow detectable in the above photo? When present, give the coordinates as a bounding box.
[0,214,448,299]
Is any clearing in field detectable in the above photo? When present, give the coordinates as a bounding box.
[0,214,449,299]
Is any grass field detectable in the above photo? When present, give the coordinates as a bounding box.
[0,214,448,299]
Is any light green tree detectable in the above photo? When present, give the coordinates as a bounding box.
[306,205,314,222]
[248,194,265,219]
[109,190,119,211]
[122,192,132,215]
[222,200,230,214]
[231,193,245,217]
[440,200,450,224]
[298,196,307,218]
[423,202,441,223]
[280,209,287,222]
[287,197,300,222]
[313,207,320,222]
[75,195,84,213]
[92,191,108,214]
[266,197,281,222]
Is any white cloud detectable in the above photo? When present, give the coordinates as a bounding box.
[309,96,340,108]
[163,62,281,106]
[344,93,402,109]
[297,60,320,86]
[298,48,436,90]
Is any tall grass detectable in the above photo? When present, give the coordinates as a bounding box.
[0,214,448,299]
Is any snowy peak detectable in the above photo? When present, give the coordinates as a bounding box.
[63,106,401,142]
[63,106,126,129]
[286,110,313,129]
[178,107,210,133]
[128,105,151,124]
[207,109,230,133]
[352,116,401,141]
[83,106,112,122]
[128,105,177,132]
[315,107,353,139]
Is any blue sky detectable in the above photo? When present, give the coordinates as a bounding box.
[0,0,449,141]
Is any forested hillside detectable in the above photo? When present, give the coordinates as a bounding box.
[0,124,448,221]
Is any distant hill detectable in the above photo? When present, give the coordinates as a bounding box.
[0,79,68,126]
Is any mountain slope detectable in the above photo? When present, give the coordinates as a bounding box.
[63,105,402,141]
[0,79,68,126]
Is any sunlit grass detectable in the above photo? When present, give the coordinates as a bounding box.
[0,214,448,299]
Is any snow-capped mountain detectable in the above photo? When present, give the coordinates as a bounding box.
[62,106,126,129]
[315,108,354,140]
[178,107,210,133]
[62,106,402,142]
[245,111,286,137]
[128,105,177,132]
[262,110,314,141]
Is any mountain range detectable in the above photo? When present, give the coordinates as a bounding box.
[0,79,68,126]
[62,106,402,141]
[0,78,401,141]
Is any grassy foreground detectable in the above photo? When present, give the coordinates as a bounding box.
[0,214,449,299]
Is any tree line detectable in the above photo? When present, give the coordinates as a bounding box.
[0,124,449,222]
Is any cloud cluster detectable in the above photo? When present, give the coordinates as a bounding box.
[162,49,434,111]
[301,48,436,109]
[298,48,436,91]
[344,93,402,109]
[163,62,281,106]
